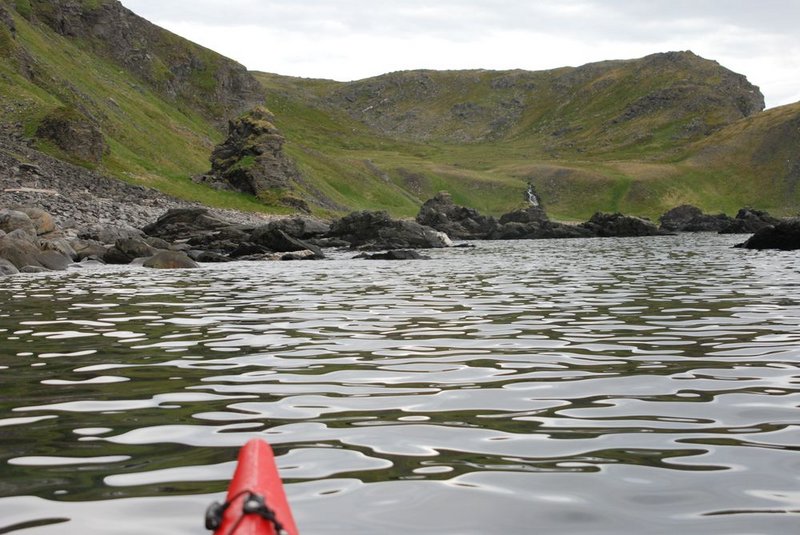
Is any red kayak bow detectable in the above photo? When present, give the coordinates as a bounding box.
[206,439,299,535]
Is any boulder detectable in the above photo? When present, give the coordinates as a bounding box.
[16,207,57,235]
[39,238,78,261]
[142,208,231,242]
[659,204,732,232]
[143,251,199,269]
[186,226,250,254]
[579,212,665,237]
[104,238,157,264]
[0,235,71,271]
[0,209,36,236]
[79,224,144,244]
[719,208,781,234]
[0,258,19,276]
[736,219,800,250]
[250,226,324,258]
[416,191,497,239]
[328,210,452,250]
[189,250,232,263]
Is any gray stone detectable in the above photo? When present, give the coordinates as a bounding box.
[143,251,200,269]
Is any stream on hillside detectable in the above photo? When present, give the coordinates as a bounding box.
[0,234,798,534]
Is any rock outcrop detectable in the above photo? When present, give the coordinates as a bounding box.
[328,210,452,250]
[30,0,262,120]
[416,191,497,239]
[579,212,665,237]
[491,207,593,240]
[736,219,800,250]
[34,107,108,164]
[659,204,732,232]
[193,107,308,211]
[718,208,781,234]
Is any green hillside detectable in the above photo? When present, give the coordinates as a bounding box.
[1,0,798,221]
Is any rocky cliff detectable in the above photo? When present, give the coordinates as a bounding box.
[26,0,262,120]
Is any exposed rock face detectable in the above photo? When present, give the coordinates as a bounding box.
[736,219,800,250]
[579,212,665,237]
[416,191,497,239]
[328,210,452,250]
[491,207,593,240]
[35,107,108,164]
[659,204,733,232]
[142,208,233,242]
[719,208,781,234]
[31,0,262,120]
[194,107,307,210]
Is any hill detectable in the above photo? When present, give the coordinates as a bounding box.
[0,0,798,221]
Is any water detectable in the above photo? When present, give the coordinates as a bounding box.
[1,234,799,534]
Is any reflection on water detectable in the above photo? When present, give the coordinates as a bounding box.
[1,234,799,534]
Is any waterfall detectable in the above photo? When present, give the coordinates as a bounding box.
[527,184,540,207]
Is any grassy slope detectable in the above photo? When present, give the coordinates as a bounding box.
[3,2,797,221]
[0,2,278,213]
[258,61,797,221]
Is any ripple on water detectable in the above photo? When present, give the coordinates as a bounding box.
[1,234,799,534]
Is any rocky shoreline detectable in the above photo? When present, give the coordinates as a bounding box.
[2,132,798,276]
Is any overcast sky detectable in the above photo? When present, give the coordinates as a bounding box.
[119,0,799,109]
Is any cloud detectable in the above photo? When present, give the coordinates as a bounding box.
[119,0,799,108]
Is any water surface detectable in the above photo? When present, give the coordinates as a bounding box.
[1,234,798,534]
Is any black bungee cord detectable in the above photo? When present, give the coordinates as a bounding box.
[206,489,289,535]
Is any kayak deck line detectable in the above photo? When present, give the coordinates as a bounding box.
[206,439,299,535]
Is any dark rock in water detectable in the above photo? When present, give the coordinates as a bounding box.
[355,249,431,260]
[0,258,19,276]
[250,226,324,258]
[416,191,497,239]
[579,212,665,237]
[736,219,800,250]
[142,208,231,242]
[490,207,592,239]
[329,210,452,250]
[659,204,732,232]
[228,242,272,258]
[36,250,72,271]
[143,251,199,269]
[719,208,781,234]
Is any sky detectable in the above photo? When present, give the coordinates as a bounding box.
[119,0,799,109]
